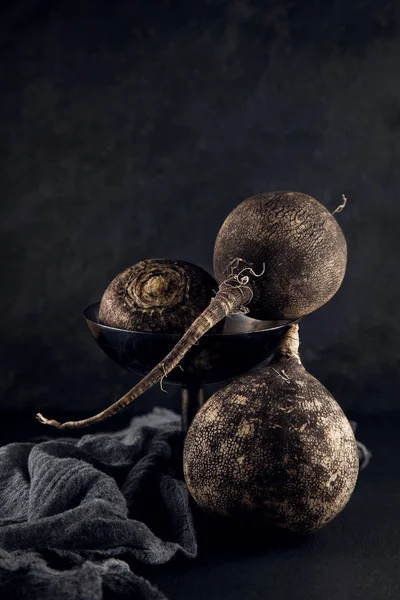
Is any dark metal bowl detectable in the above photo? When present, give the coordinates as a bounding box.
[83,302,299,386]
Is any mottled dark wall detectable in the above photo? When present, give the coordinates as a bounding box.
[1,0,399,417]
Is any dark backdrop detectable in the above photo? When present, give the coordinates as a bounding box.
[1,0,399,418]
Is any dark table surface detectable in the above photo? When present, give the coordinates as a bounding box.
[0,410,398,600]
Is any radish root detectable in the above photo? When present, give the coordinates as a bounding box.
[275,323,301,364]
[36,275,253,429]
[332,194,348,216]
[159,363,168,393]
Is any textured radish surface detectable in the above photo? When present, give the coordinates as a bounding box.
[184,354,358,532]
[36,191,347,430]
[99,258,221,333]
[213,191,347,319]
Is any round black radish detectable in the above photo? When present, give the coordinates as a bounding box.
[99,259,222,334]
[36,191,347,430]
[183,324,358,533]
[214,191,347,319]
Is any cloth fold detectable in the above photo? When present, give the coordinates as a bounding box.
[0,408,196,600]
[0,409,370,600]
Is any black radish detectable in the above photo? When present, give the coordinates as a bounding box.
[183,324,358,533]
[37,191,347,429]
[98,259,222,334]
[213,191,347,319]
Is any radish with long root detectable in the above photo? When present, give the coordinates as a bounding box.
[37,191,347,429]
[183,324,358,533]
[98,258,223,334]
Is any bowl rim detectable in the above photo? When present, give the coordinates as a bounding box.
[83,302,300,338]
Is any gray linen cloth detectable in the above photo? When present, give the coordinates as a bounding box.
[0,408,196,600]
[0,408,369,600]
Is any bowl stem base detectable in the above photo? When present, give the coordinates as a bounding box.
[181,385,205,434]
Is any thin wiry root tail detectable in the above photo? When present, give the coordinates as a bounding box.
[332,194,347,215]
[36,413,67,429]
[36,282,253,429]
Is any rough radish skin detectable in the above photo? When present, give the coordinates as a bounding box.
[183,324,358,533]
[213,191,347,319]
[36,191,347,430]
[99,259,222,334]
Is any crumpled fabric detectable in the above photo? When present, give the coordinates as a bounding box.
[0,407,370,600]
[0,408,196,600]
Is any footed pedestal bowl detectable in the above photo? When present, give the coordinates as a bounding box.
[84,302,298,433]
